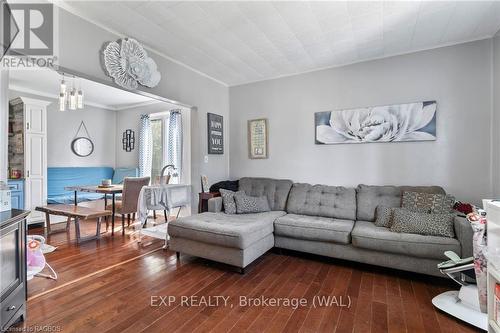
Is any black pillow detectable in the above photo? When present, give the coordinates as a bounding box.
[209,180,239,193]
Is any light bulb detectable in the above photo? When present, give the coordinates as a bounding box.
[77,89,84,109]
[60,79,66,94]
[59,92,66,111]
[69,89,77,110]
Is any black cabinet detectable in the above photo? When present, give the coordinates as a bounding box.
[0,209,29,332]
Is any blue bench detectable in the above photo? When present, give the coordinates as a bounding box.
[47,167,138,204]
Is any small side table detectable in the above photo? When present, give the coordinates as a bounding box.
[198,192,221,213]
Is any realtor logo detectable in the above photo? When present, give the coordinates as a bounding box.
[1,0,58,69]
[2,1,53,56]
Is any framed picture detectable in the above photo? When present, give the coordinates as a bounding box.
[315,101,437,145]
[201,175,209,193]
[207,113,223,154]
[122,129,135,152]
[248,118,268,159]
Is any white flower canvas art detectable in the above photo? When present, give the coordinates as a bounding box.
[315,101,437,144]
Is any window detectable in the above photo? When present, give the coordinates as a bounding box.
[150,112,182,185]
[151,118,163,184]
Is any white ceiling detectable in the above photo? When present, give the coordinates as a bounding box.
[60,1,500,86]
[9,69,162,110]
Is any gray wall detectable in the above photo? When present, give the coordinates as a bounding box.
[57,9,230,194]
[230,40,493,205]
[115,103,175,168]
[8,90,116,168]
[46,103,116,168]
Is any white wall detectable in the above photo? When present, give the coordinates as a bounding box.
[56,9,230,197]
[0,70,9,182]
[493,34,500,198]
[230,40,493,205]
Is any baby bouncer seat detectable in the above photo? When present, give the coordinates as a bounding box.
[26,235,57,281]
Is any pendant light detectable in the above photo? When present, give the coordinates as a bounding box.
[77,79,84,109]
[59,75,67,111]
[58,74,84,111]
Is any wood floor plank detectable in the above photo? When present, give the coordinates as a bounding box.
[412,279,442,333]
[352,272,373,333]
[317,264,352,332]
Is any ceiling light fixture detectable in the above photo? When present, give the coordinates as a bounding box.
[59,74,84,111]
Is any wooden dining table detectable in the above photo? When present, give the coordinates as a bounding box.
[64,185,123,235]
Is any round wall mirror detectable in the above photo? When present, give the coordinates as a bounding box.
[71,137,94,157]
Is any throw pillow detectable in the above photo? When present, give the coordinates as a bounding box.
[390,208,455,238]
[219,189,243,214]
[375,206,393,228]
[234,192,270,214]
[402,191,455,214]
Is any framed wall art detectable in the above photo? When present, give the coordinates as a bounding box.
[207,113,223,154]
[315,101,437,145]
[248,118,268,159]
[122,129,135,152]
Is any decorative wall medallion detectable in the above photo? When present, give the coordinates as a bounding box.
[122,129,135,152]
[103,38,161,90]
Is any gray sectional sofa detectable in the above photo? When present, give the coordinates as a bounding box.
[168,177,473,276]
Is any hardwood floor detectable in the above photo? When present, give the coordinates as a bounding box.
[15,218,481,333]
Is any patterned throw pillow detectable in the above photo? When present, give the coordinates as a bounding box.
[375,206,393,228]
[219,189,244,214]
[234,192,271,214]
[390,208,455,238]
[402,191,455,214]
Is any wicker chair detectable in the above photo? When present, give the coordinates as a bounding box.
[106,177,150,235]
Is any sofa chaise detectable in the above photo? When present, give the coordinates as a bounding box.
[167,178,473,276]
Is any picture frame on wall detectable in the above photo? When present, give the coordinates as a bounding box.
[207,113,223,154]
[201,175,209,193]
[248,118,268,159]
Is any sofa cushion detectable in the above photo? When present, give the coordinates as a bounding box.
[239,178,293,211]
[167,211,286,249]
[219,189,242,214]
[48,167,114,204]
[234,192,270,214]
[356,184,446,222]
[286,183,356,220]
[274,214,354,244]
[390,208,455,238]
[374,206,393,227]
[401,191,455,214]
[351,221,460,260]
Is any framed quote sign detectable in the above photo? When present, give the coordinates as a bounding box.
[248,118,268,159]
[207,113,223,154]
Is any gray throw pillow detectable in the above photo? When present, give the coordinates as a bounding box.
[402,191,455,214]
[234,192,270,214]
[390,208,455,238]
[375,206,393,228]
[219,189,244,214]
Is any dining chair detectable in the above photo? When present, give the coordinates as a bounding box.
[105,177,150,235]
